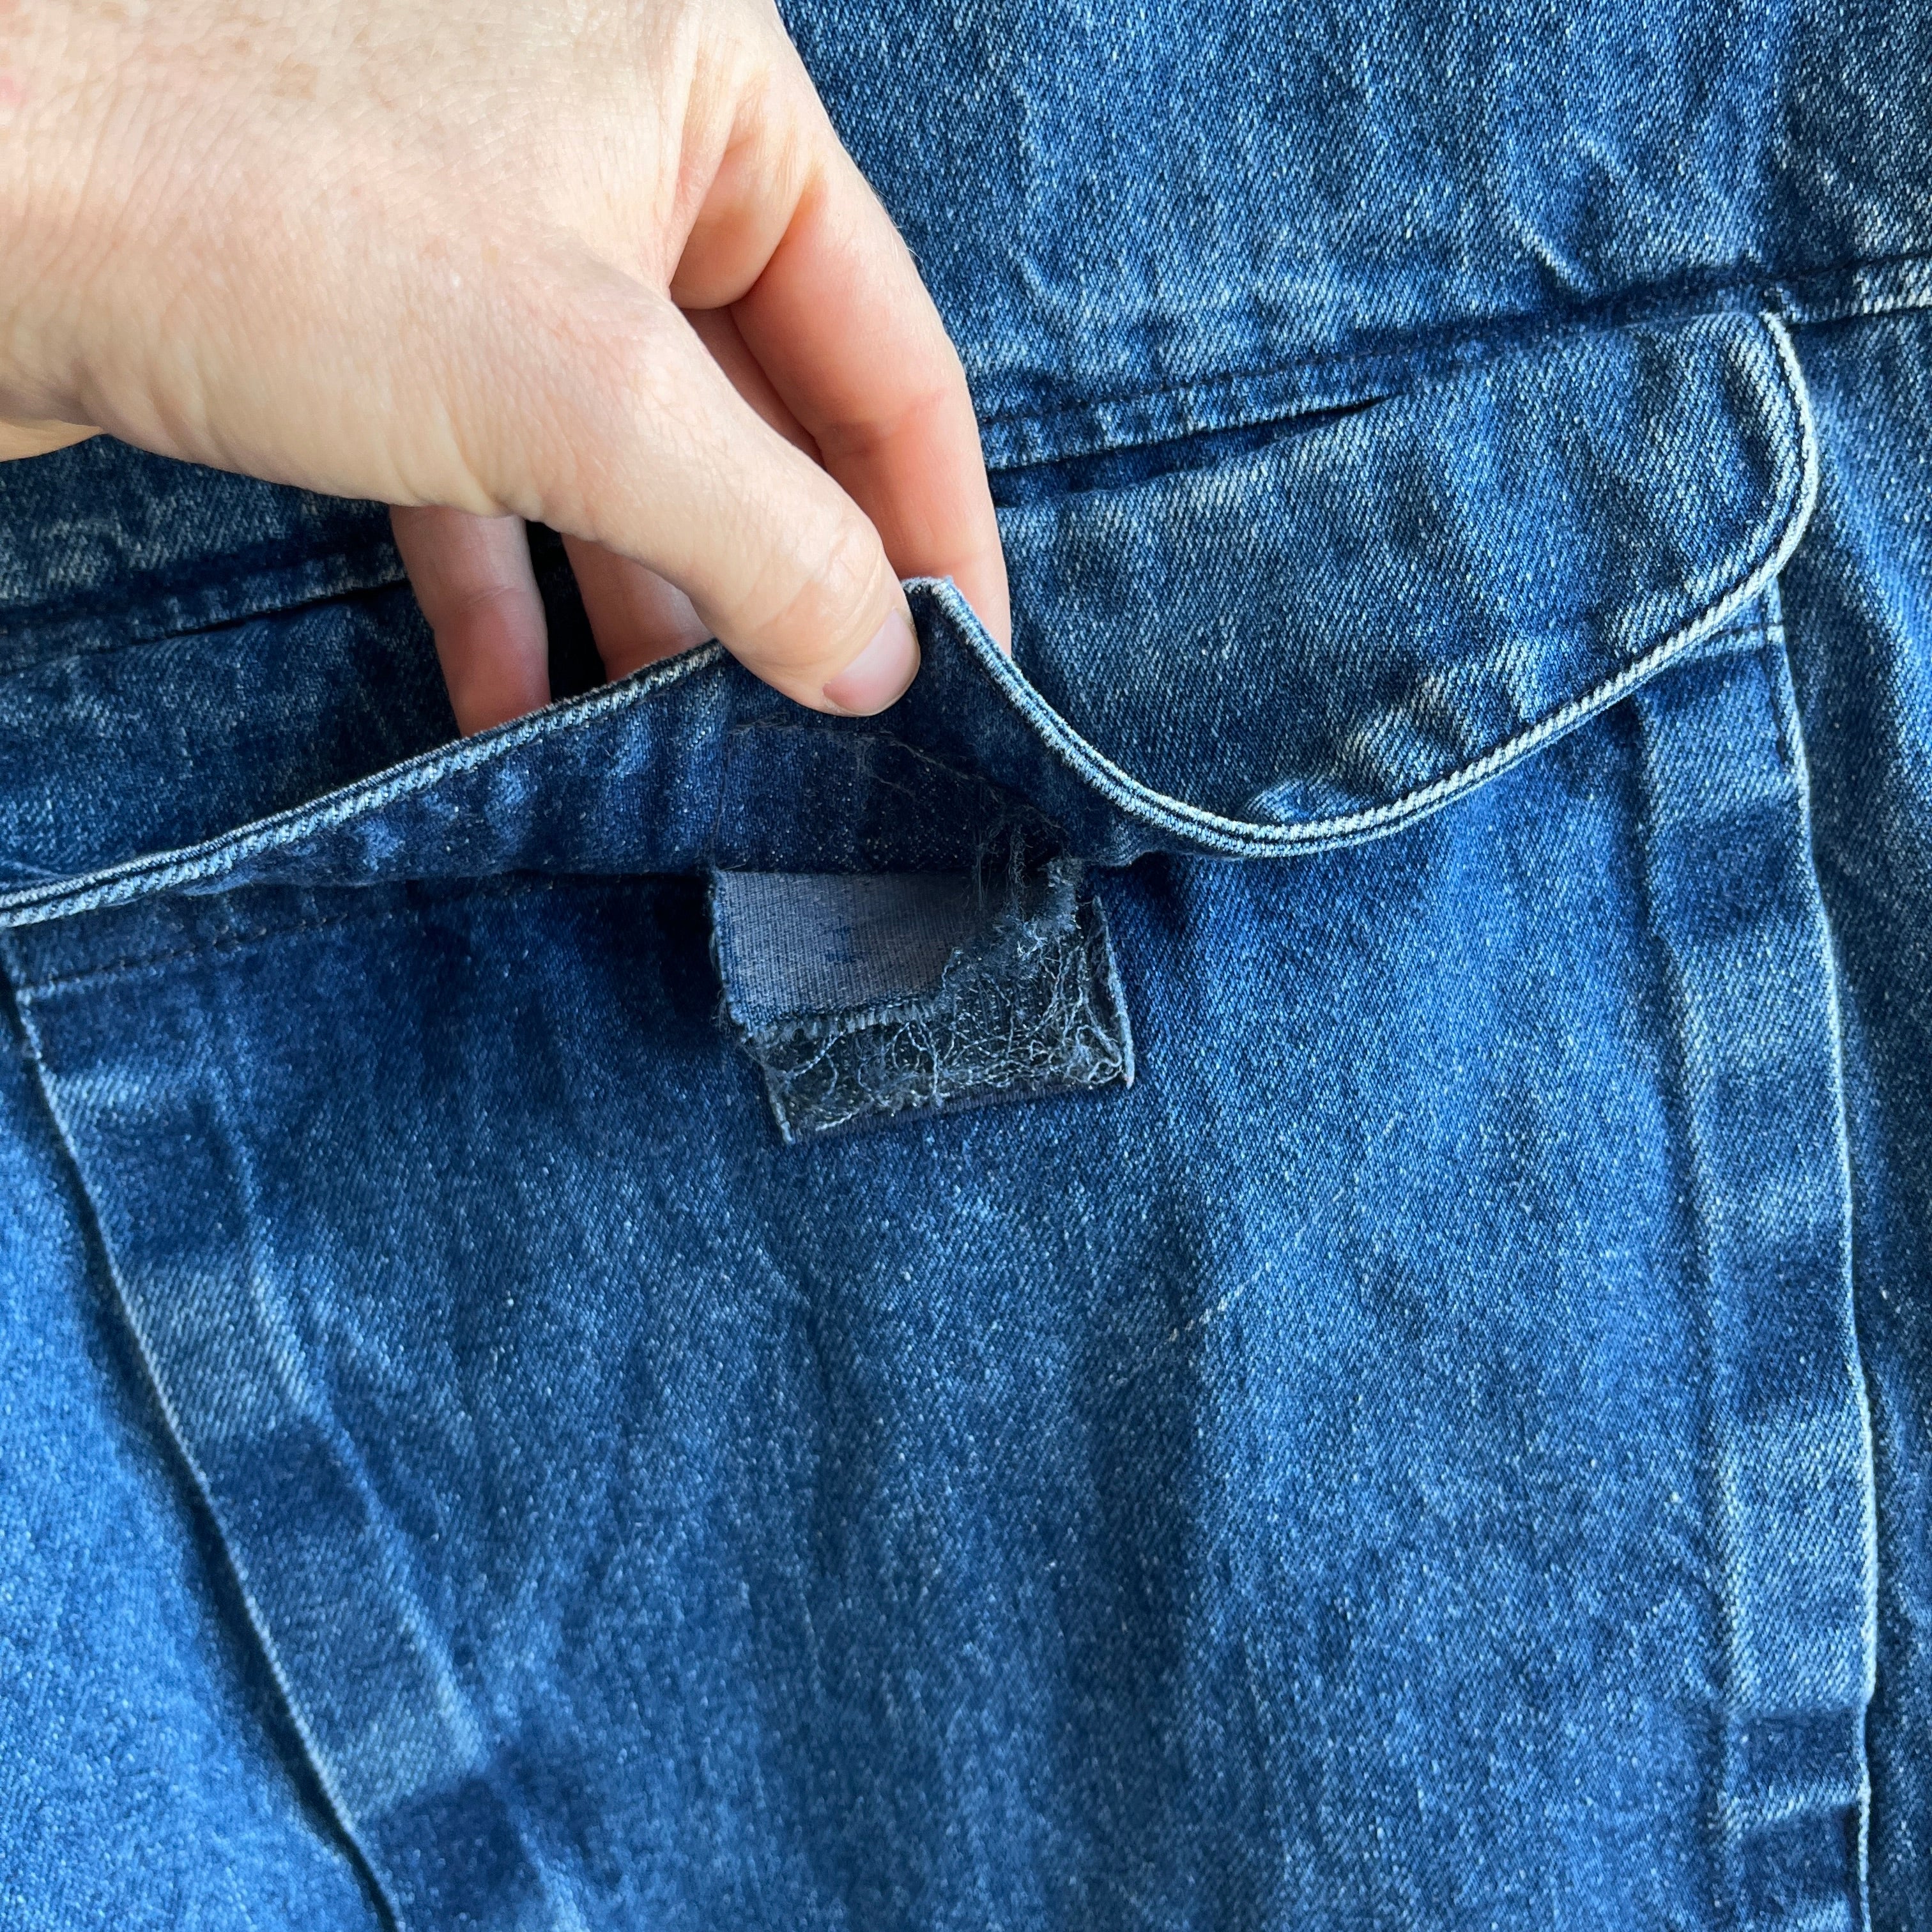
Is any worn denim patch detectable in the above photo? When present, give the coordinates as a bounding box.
[712,860,1133,1139]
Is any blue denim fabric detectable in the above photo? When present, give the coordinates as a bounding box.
[1,3,1929,1928]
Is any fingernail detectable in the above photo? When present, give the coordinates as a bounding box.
[822,606,919,714]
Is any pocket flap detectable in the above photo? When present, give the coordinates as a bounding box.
[941,306,1814,855]
[0,309,1814,926]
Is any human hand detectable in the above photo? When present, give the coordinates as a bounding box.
[0,0,1009,730]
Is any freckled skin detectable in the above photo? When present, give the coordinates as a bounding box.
[0,0,1010,726]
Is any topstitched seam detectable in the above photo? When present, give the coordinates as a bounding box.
[0,963,410,1932]
[960,314,1816,853]
[12,872,664,997]
[974,251,1932,442]
[0,546,408,648]
[0,312,1820,921]
[0,644,730,926]
[726,620,1773,827]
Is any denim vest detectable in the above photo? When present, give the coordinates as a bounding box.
[3,3,1930,1926]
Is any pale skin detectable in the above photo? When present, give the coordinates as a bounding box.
[0,0,1011,730]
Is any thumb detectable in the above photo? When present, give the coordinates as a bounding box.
[0,420,100,463]
[488,269,916,716]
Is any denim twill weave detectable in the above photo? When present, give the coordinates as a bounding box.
[4,3,1932,1928]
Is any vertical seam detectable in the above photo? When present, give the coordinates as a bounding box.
[0,937,403,1932]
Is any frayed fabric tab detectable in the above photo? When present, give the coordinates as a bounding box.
[710,859,1134,1142]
